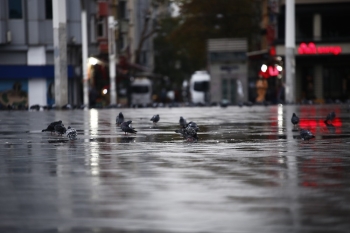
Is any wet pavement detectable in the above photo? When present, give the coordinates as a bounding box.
[0,105,350,233]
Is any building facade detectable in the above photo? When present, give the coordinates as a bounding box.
[0,0,165,108]
[275,0,350,103]
[85,0,168,107]
[0,0,101,108]
[208,38,248,105]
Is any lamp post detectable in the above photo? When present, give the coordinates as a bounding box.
[285,0,295,103]
[108,16,118,105]
[53,0,67,108]
[81,0,89,109]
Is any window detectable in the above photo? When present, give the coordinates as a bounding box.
[322,14,350,39]
[119,1,128,19]
[194,81,209,92]
[131,85,149,94]
[9,0,23,19]
[222,79,228,100]
[230,79,236,103]
[97,19,106,38]
[296,15,313,40]
[45,0,53,19]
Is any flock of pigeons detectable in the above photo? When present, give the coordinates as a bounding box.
[41,110,337,143]
[116,112,200,142]
[41,120,77,140]
[291,111,336,141]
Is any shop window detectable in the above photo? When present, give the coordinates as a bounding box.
[296,15,313,41]
[119,1,128,19]
[97,19,106,38]
[230,79,236,103]
[9,0,23,19]
[322,14,350,39]
[222,78,228,100]
[45,0,53,19]
[323,67,349,101]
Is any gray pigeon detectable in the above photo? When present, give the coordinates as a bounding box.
[150,114,160,123]
[42,120,63,133]
[54,123,67,136]
[120,120,137,134]
[324,111,335,124]
[179,116,187,128]
[291,113,299,128]
[66,126,77,140]
[175,121,199,142]
[300,129,315,141]
[116,112,124,125]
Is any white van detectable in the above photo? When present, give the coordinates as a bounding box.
[131,78,152,106]
[190,71,210,104]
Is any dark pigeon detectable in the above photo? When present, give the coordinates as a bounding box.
[66,126,77,140]
[291,113,299,128]
[300,129,315,141]
[179,116,187,128]
[116,112,124,125]
[175,121,199,142]
[42,120,63,133]
[324,111,335,124]
[54,123,67,136]
[150,114,160,123]
[120,120,137,134]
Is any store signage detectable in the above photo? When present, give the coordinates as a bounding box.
[298,42,342,55]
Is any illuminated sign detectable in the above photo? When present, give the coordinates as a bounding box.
[298,42,342,55]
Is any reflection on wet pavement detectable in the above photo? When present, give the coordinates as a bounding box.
[1,105,350,232]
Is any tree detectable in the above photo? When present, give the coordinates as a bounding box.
[169,0,260,70]
[153,0,261,100]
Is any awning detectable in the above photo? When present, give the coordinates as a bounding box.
[0,65,75,79]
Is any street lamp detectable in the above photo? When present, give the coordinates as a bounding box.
[88,57,99,66]
[108,16,118,106]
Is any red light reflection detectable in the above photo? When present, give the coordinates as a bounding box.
[299,106,342,134]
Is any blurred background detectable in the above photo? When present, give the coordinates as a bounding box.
[0,0,349,109]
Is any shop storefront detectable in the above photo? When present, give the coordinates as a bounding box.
[276,42,350,103]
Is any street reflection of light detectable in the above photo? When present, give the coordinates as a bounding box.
[278,104,283,134]
[90,142,100,176]
[90,109,98,136]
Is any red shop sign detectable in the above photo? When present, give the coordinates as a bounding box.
[298,42,342,55]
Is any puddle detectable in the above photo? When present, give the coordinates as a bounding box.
[1,105,350,232]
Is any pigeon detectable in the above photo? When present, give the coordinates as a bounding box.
[300,129,315,141]
[120,120,137,134]
[66,126,77,140]
[324,111,335,124]
[42,120,63,133]
[291,113,299,128]
[116,112,124,125]
[54,123,67,136]
[175,121,199,142]
[179,116,187,128]
[150,114,160,123]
